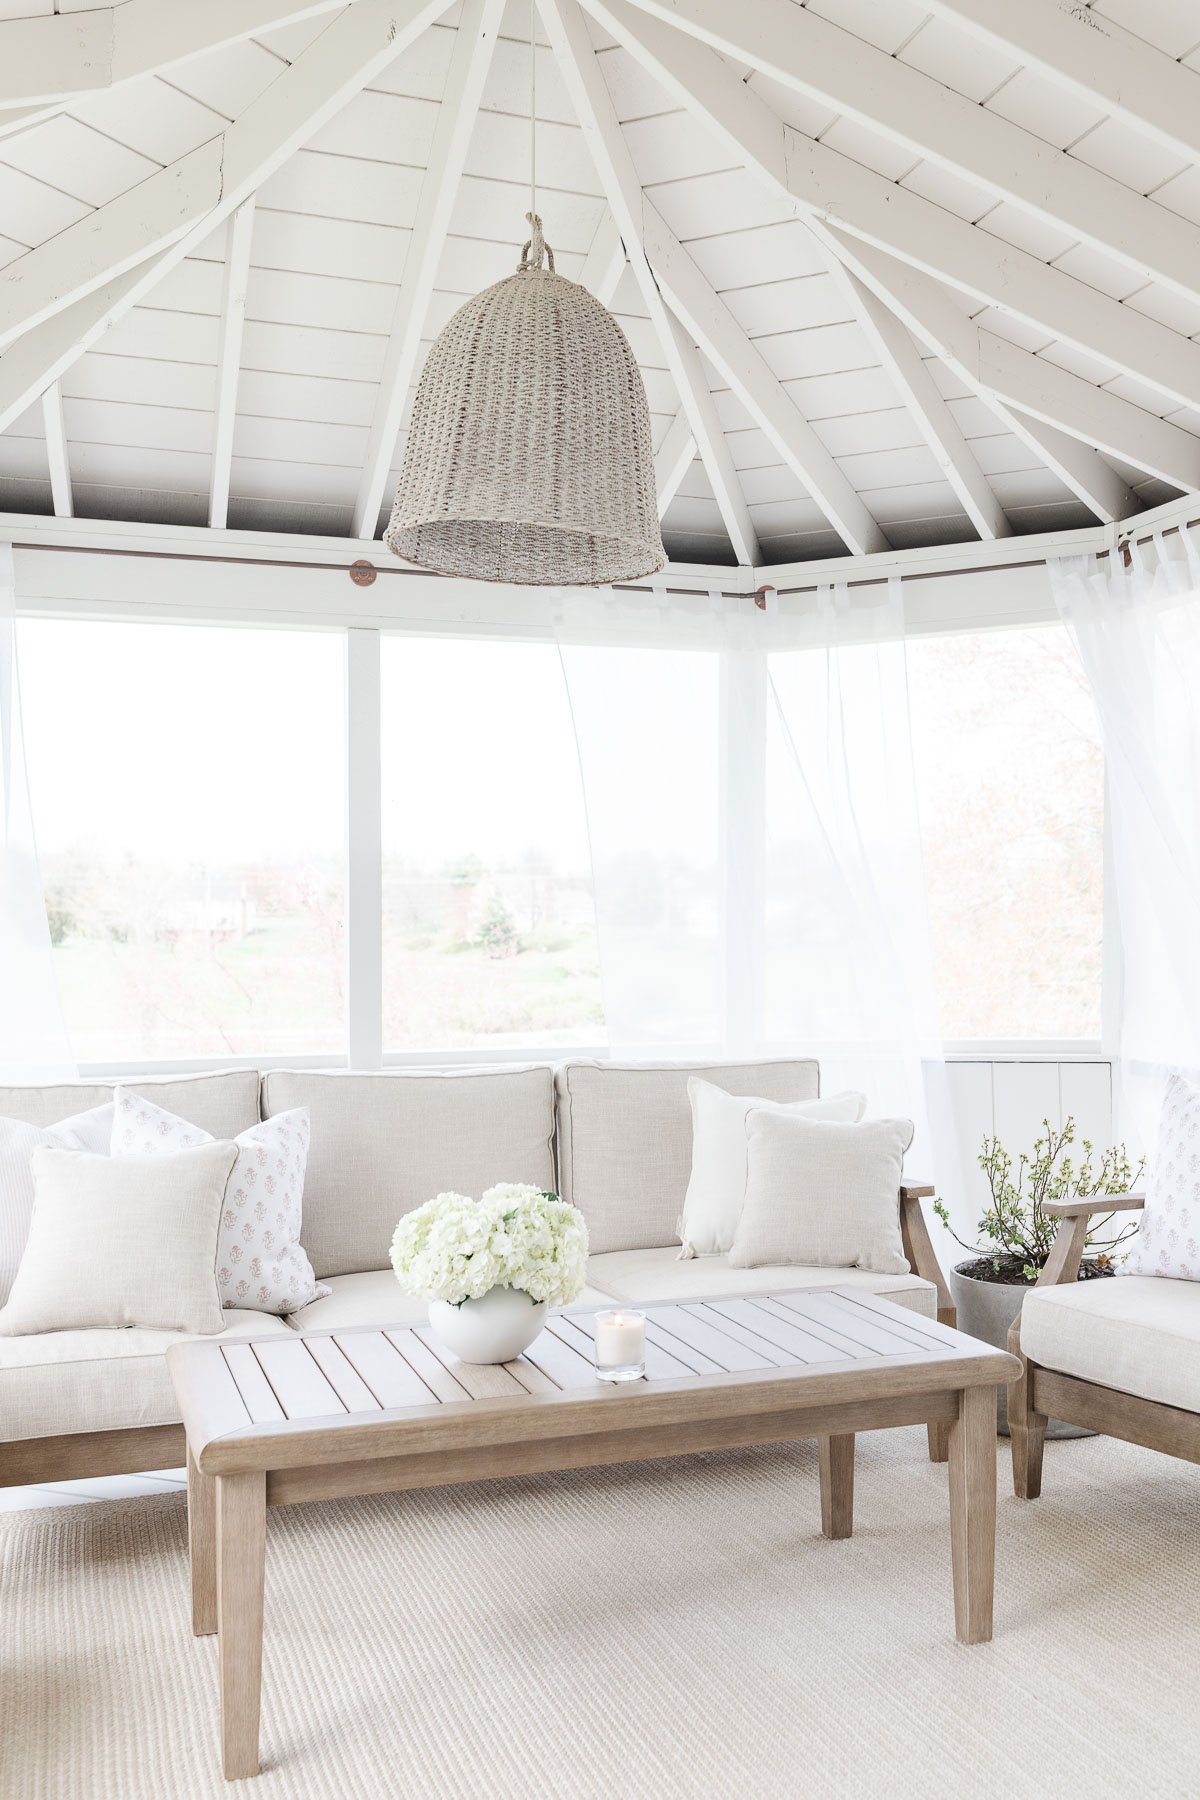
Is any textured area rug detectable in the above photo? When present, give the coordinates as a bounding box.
[2,1428,1198,1799]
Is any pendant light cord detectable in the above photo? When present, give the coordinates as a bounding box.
[530,5,537,219]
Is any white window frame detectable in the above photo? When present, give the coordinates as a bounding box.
[9,496,1163,1078]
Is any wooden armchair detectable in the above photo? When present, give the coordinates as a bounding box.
[1008,1192,1159,1498]
[900,1184,956,1463]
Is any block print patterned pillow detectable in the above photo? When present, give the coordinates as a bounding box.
[1124,1073,1200,1281]
[111,1089,329,1315]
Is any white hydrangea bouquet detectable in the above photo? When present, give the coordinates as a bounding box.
[391,1183,589,1364]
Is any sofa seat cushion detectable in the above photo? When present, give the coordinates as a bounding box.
[1021,1276,1200,1413]
[0,1309,293,1443]
[287,1270,616,1334]
[585,1248,937,1318]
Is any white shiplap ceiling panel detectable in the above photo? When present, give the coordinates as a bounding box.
[0,0,1197,557]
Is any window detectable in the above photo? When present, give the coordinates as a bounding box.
[380,635,601,1049]
[907,625,1104,1042]
[19,619,345,1062]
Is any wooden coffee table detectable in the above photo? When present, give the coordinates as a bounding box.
[168,1289,1018,1778]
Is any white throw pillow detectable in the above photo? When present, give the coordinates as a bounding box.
[0,1103,113,1308]
[111,1088,329,1315]
[728,1110,914,1275]
[1124,1072,1200,1280]
[0,1142,236,1337]
[678,1078,866,1258]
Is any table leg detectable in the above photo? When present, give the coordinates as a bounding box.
[216,1471,266,1780]
[819,1434,855,1539]
[187,1445,217,1638]
[947,1385,997,1644]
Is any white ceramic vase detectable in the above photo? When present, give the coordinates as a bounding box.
[427,1286,547,1364]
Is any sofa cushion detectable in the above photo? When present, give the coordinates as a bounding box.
[0,1309,293,1443]
[262,1068,557,1280]
[586,1247,937,1317]
[1021,1275,1200,1414]
[286,1269,615,1334]
[555,1059,820,1255]
[0,1069,260,1137]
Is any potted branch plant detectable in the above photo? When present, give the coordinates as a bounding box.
[935,1118,1143,1437]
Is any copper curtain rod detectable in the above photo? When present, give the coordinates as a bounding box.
[11,509,1199,600]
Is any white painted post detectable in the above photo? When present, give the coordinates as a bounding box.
[346,627,383,1069]
[718,639,767,1056]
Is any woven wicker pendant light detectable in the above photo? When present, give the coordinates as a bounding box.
[383,15,664,585]
[383,212,667,586]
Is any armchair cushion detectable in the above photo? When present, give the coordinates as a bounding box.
[1021,1275,1200,1414]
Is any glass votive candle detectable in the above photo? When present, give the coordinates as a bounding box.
[594,1309,646,1382]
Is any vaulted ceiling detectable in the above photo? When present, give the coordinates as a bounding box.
[1,0,1199,569]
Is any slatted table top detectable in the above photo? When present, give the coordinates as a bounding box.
[169,1288,1017,1480]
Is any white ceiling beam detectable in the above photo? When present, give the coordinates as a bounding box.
[352,0,505,543]
[836,265,1010,540]
[920,0,1200,174]
[579,215,626,306]
[620,0,1200,306]
[209,199,256,532]
[0,140,224,352]
[584,0,1200,415]
[829,231,1194,499]
[537,0,759,565]
[641,203,889,555]
[40,380,72,519]
[0,0,353,109]
[655,408,694,518]
[985,405,1137,526]
[0,0,454,433]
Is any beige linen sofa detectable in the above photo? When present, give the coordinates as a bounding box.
[0,1057,951,1489]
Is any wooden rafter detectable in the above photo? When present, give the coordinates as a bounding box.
[654,408,695,519]
[0,0,354,110]
[352,0,505,542]
[585,0,1200,415]
[579,216,626,307]
[209,200,256,532]
[0,0,455,435]
[40,380,72,519]
[921,0,1200,174]
[537,0,760,565]
[619,0,1200,306]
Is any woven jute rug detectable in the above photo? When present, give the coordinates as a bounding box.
[2,1429,1197,1799]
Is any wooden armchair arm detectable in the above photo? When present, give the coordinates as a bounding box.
[899,1186,954,1328]
[1041,1193,1145,1218]
[1036,1195,1145,1287]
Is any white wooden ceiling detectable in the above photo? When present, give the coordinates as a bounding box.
[1,0,1199,569]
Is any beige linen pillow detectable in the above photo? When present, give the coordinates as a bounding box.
[728,1111,914,1274]
[678,1078,867,1258]
[0,1141,238,1337]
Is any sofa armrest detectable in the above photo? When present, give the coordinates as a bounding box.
[899,1187,954,1328]
[1036,1195,1145,1288]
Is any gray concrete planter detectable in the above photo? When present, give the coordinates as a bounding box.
[950,1265,1094,1439]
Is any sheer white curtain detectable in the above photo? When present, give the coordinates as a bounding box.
[0,544,74,1081]
[554,579,957,1200]
[1050,532,1200,1145]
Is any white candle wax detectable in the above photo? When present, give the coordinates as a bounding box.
[594,1310,645,1368]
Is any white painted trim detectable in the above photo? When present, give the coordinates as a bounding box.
[39,381,72,519]
[346,628,383,1069]
[209,199,255,532]
[351,0,506,541]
